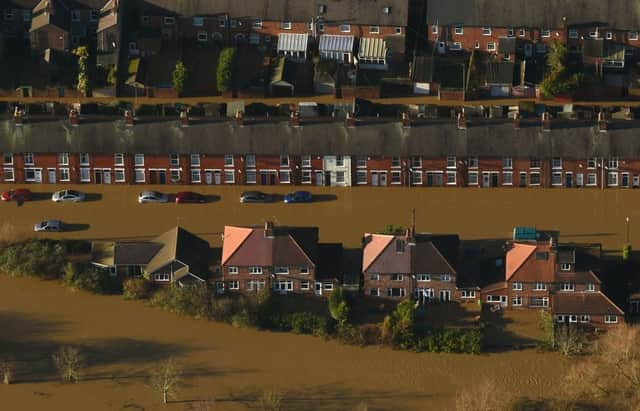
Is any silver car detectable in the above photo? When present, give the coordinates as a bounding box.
[240,191,272,203]
[138,191,169,204]
[34,220,64,232]
[51,190,85,203]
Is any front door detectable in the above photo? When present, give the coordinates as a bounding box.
[576,173,584,187]
[439,290,451,302]
[213,171,221,185]
[519,172,527,187]
[371,172,379,186]
[565,172,572,188]
[491,172,499,187]
[94,169,102,184]
[48,168,56,184]
[315,171,323,186]
[482,172,490,188]
[34,169,42,183]
[314,282,322,296]
[158,170,166,184]
[380,172,387,186]
[205,171,213,185]
[103,170,112,184]
[324,171,331,186]
[622,173,630,187]
[260,172,268,185]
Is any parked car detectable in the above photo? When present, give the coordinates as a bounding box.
[284,191,313,203]
[176,191,206,204]
[1,188,32,202]
[138,191,169,204]
[34,220,64,232]
[51,190,85,203]
[240,191,272,203]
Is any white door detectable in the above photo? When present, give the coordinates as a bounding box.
[103,170,112,184]
[214,171,221,185]
[371,172,379,186]
[380,172,388,186]
[205,171,213,185]
[48,169,56,184]
[482,173,490,188]
[34,169,43,183]
[576,173,584,187]
[314,282,322,296]
[315,171,323,186]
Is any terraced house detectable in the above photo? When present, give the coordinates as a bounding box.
[218,222,341,296]
[5,107,640,189]
[427,0,640,62]
[481,228,624,329]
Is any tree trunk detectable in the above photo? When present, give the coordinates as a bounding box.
[163,390,167,404]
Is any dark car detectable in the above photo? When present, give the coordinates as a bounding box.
[240,191,272,203]
[1,188,32,202]
[176,191,206,204]
[283,191,313,204]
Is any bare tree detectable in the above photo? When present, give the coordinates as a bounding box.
[149,358,183,405]
[258,389,283,411]
[0,360,13,384]
[565,325,640,410]
[52,346,84,383]
[455,378,510,411]
[555,324,585,356]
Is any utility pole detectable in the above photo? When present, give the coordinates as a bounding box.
[626,216,630,244]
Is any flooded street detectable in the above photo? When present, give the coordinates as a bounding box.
[0,184,636,253]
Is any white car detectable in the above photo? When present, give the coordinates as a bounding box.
[51,190,85,203]
[34,220,64,232]
[138,191,169,204]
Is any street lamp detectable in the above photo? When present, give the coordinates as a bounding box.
[626,217,630,244]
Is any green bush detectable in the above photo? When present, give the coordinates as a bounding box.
[328,287,349,325]
[231,308,256,329]
[413,328,483,354]
[623,244,632,261]
[381,300,416,348]
[172,60,187,95]
[287,312,329,336]
[216,48,237,93]
[123,278,152,300]
[149,285,211,319]
[336,323,366,346]
[63,262,121,294]
[0,240,66,279]
[211,297,238,322]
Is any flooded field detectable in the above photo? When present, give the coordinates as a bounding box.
[0,276,564,411]
[0,184,637,253]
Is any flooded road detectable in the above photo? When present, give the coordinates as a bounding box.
[0,184,636,253]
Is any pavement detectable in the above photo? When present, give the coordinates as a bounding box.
[0,183,638,253]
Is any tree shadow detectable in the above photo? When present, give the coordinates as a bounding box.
[30,192,54,202]
[63,223,90,232]
[311,194,338,203]
[83,193,103,202]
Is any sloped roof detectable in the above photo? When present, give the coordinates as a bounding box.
[358,37,387,59]
[427,0,640,30]
[413,239,457,275]
[222,225,317,268]
[114,242,162,265]
[505,243,537,280]
[319,34,355,53]
[553,292,624,315]
[277,33,308,53]
[145,226,211,278]
[140,0,408,26]
[362,233,394,272]
[555,270,601,284]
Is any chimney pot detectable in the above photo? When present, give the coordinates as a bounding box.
[457,111,467,130]
[264,221,275,238]
[597,111,608,132]
[124,110,134,126]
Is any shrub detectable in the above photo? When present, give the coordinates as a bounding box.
[336,323,366,346]
[149,285,211,319]
[52,346,84,383]
[327,287,349,325]
[210,296,240,323]
[63,262,122,295]
[285,312,328,336]
[216,48,237,93]
[623,244,632,261]
[0,240,66,279]
[1,360,13,384]
[555,325,585,356]
[381,300,416,348]
[172,60,187,95]
[257,389,283,411]
[107,65,118,86]
[359,324,382,346]
[231,308,256,329]
[123,278,152,300]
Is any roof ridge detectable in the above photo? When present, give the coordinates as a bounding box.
[362,233,395,272]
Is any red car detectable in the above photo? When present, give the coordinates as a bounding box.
[1,188,32,202]
[175,191,206,204]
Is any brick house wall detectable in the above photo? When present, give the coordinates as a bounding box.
[364,272,457,301]
[221,265,317,294]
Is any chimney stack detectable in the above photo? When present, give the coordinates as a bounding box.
[345,112,356,128]
[124,109,134,126]
[513,111,520,130]
[264,221,275,238]
[541,111,551,132]
[401,112,411,128]
[235,110,244,127]
[68,108,79,126]
[13,106,24,126]
[597,110,608,133]
[407,208,416,245]
[456,110,467,130]
[623,107,634,120]
[290,110,300,127]
[179,109,189,127]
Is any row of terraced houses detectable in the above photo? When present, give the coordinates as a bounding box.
[91,222,627,330]
[4,108,640,189]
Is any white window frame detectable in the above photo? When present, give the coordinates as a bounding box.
[446,171,456,185]
[58,152,69,165]
[369,26,380,34]
[169,153,180,166]
[79,153,90,166]
[487,42,496,51]
[512,296,523,306]
[114,168,125,183]
[299,266,309,275]
[503,157,512,169]
[3,153,13,165]
[113,153,124,166]
[190,169,201,183]
[224,170,235,184]
[587,173,597,186]
[224,154,234,167]
[163,16,175,25]
[253,19,263,29]
[154,273,170,282]
[454,25,463,35]
[391,273,404,282]
[552,172,563,186]
[274,266,289,275]
[229,280,240,290]
[248,266,263,275]
[416,274,431,282]
[441,274,451,282]
[227,266,238,275]
[560,282,575,292]
[301,155,311,168]
[468,171,478,186]
[541,29,551,38]
[80,167,91,182]
[604,315,618,324]
[24,152,34,165]
[630,32,639,41]
[59,168,70,182]
[460,290,476,298]
[301,281,310,290]
[245,169,257,184]
[3,167,15,182]
[512,282,523,291]
[586,283,596,292]
[502,171,513,186]
[281,21,292,30]
[482,27,492,36]
[552,157,562,169]
[134,154,144,166]
[369,273,380,281]
[607,172,619,187]
[560,263,571,271]
[134,168,145,183]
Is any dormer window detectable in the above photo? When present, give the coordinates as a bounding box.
[396,239,405,253]
[319,4,327,14]
[586,283,595,292]
[560,282,575,291]
[482,27,492,36]
[391,273,403,281]
[560,263,571,271]
[507,27,514,37]
[519,28,526,37]
[282,21,292,30]
[383,6,392,15]
[274,266,289,274]
[227,266,238,274]
[454,25,464,35]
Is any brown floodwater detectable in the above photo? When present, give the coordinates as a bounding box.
[0,276,565,411]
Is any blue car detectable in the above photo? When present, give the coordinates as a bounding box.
[283,191,313,203]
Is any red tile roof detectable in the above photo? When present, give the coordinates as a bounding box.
[553,292,624,315]
[505,243,537,281]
